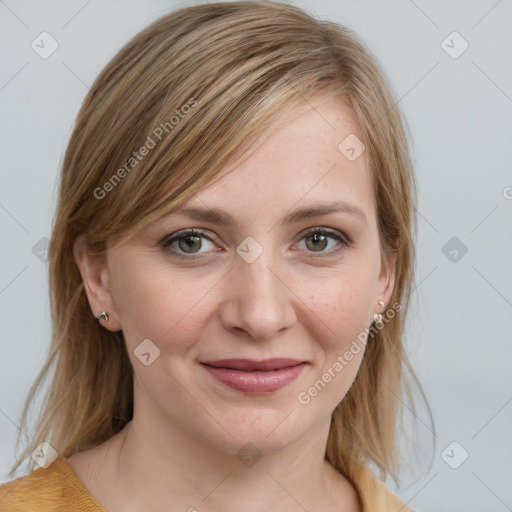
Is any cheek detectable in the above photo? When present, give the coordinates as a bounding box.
[109,255,217,352]
[299,268,375,408]
[308,263,377,350]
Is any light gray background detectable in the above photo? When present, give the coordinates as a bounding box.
[1,1,511,511]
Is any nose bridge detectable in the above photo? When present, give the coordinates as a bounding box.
[222,240,295,340]
[237,245,278,299]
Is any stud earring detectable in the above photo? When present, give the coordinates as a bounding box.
[374,300,384,327]
[96,311,109,323]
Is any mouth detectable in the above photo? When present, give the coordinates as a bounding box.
[200,358,306,393]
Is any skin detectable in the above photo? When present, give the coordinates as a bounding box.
[70,94,397,512]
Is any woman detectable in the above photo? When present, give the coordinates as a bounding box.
[0,1,430,510]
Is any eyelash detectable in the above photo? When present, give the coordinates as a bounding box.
[160,227,352,259]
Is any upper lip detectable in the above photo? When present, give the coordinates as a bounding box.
[201,358,304,371]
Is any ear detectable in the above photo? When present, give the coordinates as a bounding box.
[73,235,122,332]
[376,240,399,312]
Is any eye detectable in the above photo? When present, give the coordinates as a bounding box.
[160,227,352,260]
[161,229,219,258]
[295,227,351,256]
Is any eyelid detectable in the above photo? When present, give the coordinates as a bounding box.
[160,228,214,244]
[160,228,215,249]
[295,226,352,245]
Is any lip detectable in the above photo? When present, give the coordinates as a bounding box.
[200,358,306,393]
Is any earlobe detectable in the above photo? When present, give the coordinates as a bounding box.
[73,235,122,332]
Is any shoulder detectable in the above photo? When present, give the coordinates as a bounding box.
[354,464,414,512]
[0,457,106,512]
[0,458,65,512]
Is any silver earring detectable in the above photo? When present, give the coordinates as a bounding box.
[96,311,109,323]
[378,300,384,307]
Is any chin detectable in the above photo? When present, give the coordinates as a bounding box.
[197,406,309,456]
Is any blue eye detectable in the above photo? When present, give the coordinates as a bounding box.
[161,227,351,259]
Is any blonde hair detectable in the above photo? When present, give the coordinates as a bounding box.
[10,0,432,488]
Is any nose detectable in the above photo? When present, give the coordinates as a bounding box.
[218,248,297,341]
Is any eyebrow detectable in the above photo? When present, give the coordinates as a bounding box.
[172,200,367,228]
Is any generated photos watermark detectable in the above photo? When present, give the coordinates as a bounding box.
[94,98,198,200]
[297,301,402,405]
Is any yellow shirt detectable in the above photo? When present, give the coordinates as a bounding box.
[0,456,413,511]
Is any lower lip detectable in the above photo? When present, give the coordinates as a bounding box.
[201,363,306,393]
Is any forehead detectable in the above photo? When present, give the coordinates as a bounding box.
[173,95,375,226]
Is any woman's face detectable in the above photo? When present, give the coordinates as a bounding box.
[77,95,396,456]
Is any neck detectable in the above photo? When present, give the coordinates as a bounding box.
[104,407,349,511]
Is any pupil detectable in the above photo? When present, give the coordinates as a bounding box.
[309,234,326,251]
[181,235,201,252]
